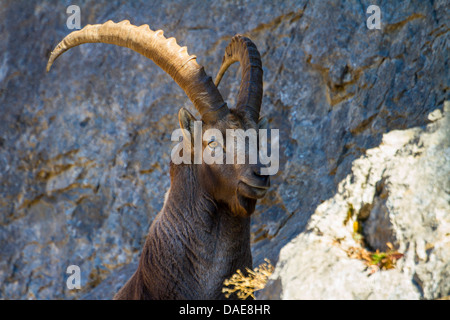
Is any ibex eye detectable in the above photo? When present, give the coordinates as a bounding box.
[208,140,219,149]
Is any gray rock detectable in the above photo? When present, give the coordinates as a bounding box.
[0,0,448,299]
[259,103,450,300]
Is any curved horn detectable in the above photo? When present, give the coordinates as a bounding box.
[47,20,229,121]
[214,35,263,121]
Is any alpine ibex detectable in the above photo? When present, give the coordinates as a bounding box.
[47,20,270,299]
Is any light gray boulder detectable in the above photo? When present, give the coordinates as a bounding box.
[260,102,450,300]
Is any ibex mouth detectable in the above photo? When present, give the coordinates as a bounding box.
[238,181,269,199]
[243,183,269,190]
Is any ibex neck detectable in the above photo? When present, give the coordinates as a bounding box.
[138,163,252,299]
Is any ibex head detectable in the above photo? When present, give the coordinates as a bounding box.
[47,20,269,217]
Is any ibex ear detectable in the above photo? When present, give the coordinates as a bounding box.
[258,117,268,130]
[178,107,197,145]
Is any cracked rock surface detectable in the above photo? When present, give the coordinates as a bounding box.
[0,0,448,299]
[259,102,450,300]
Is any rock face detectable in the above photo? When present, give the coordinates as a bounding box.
[259,102,450,300]
[0,0,448,299]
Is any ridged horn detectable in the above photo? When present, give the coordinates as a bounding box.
[214,35,263,121]
[47,20,229,121]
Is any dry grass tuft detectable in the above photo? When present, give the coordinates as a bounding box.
[222,258,274,300]
[346,242,404,275]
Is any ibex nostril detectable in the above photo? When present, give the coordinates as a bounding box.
[253,166,268,177]
[250,168,270,187]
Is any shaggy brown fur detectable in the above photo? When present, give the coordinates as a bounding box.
[114,109,269,299]
[114,162,253,299]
